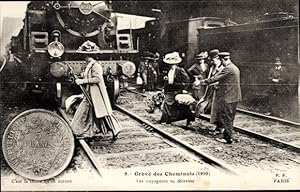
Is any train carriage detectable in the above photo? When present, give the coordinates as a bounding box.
[197,14,299,120]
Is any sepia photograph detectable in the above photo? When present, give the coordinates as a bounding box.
[0,0,299,190]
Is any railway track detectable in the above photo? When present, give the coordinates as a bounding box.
[57,106,237,179]
[117,90,300,170]
[1,92,299,191]
[199,113,300,153]
[1,88,298,186]
[114,104,237,175]
[56,107,105,178]
[123,87,300,153]
[1,98,237,185]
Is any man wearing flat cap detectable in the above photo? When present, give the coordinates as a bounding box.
[199,51,242,144]
[219,52,230,58]
[267,57,290,117]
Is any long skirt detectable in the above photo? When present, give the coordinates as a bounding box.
[71,98,108,138]
[160,92,195,123]
[141,70,158,91]
[192,84,206,100]
[210,89,226,132]
[210,89,218,123]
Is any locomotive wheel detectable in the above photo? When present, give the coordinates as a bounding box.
[2,109,75,180]
[107,76,120,103]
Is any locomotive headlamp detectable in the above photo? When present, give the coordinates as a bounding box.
[79,2,93,15]
[121,61,136,77]
[50,62,66,78]
[48,41,64,58]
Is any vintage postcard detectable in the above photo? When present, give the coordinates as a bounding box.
[1,0,299,191]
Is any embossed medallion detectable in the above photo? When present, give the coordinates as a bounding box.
[2,109,74,180]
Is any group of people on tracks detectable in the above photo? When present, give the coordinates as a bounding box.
[157,50,242,144]
[65,48,288,145]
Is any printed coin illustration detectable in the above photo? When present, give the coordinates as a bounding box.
[2,109,74,180]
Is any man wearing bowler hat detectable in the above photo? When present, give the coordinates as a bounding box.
[200,51,242,144]
[207,49,226,135]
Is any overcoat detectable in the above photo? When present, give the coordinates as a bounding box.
[268,66,290,94]
[205,62,242,103]
[71,59,121,138]
[209,65,224,124]
[85,60,113,118]
[187,62,209,100]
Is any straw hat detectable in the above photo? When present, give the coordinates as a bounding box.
[163,52,182,64]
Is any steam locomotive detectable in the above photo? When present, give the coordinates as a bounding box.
[9,1,138,105]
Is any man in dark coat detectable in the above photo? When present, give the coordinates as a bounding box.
[268,57,290,117]
[137,52,160,91]
[200,52,242,144]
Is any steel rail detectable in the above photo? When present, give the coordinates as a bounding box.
[114,104,238,175]
[123,87,300,151]
[0,55,7,73]
[236,108,300,128]
[126,87,300,127]
[199,114,300,153]
[56,107,104,178]
[125,88,147,97]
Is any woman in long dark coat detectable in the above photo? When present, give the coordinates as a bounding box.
[71,57,122,139]
[187,52,209,100]
[159,52,195,126]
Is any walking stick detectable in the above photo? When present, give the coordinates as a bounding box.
[67,64,93,105]
[67,64,107,135]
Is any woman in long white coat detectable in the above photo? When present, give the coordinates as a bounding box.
[71,57,121,138]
